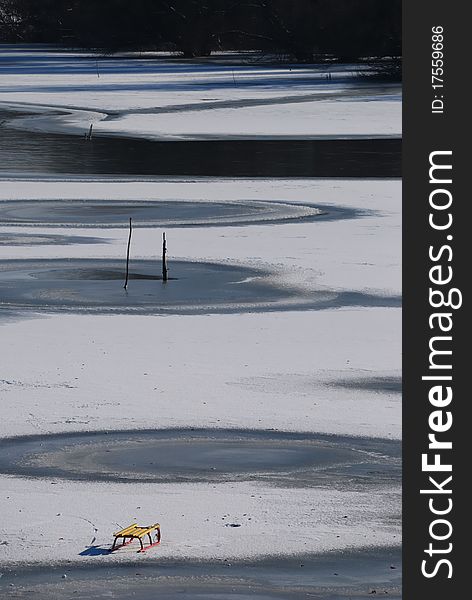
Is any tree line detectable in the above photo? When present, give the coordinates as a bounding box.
[1,0,401,62]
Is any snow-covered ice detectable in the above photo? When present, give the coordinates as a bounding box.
[0,178,401,294]
[0,177,401,565]
[0,47,401,568]
[0,477,400,565]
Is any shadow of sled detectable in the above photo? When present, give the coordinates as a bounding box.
[79,545,111,556]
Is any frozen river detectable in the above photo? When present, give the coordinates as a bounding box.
[0,47,401,596]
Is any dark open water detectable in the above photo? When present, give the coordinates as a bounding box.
[0,113,400,177]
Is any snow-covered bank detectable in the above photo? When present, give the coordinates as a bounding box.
[0,46,401,140]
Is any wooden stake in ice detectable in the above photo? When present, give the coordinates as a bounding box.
[124,218,132,290]
[162,232,168,283]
